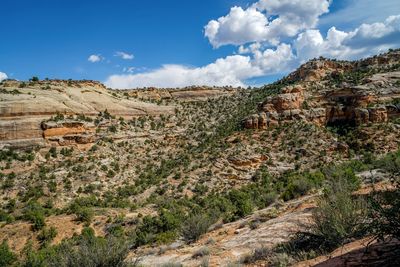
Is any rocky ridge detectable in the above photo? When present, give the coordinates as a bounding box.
[244,52,400,130]
[0,80,175,148]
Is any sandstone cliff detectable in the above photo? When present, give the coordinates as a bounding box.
[0,80,174,148]
[244,51,400,130]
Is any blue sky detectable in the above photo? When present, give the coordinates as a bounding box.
[0,0,400,88]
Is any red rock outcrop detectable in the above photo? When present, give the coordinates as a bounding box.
[41,121,96,146]
[244,84,400,130]
[286,58,354,83]
[244,51,400,130]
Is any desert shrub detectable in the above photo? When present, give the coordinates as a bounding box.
[228,190,253,220]
[300,180,367,252]
[0,149,17,162]
[368,179,400,240]
[181,213,215,243]
[21,240,56,267]
[67,196,98,224]
[69,195,98,209]
[373,150,400,174]
[108,125,117,133]
[133,207,184,247]
[21,185,44,202]
[193,183,208,194]
[107,224,124,237]
[192,246,210,259]
[23,201,46,231]
[76,114,93,122]
[38,226,58,247]
[74,207,94,224]
[324,166,360,191]
[0,209,14,223]
[23,234,129,267]
[47,180,57,193]
[53,112,65,122]
[281,176,313,201]
[81,227,96,239]
[0,241,16,267]
[312,192,367,249]
[107,169,115,178]
[240,246,272,264]
[199,256,210,267]
[202,195,236,222]
[49,147,57,158]
[1,174,14,189]
[0,149,35,163]
[60,147,73,157]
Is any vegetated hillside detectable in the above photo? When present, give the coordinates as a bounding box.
[0,49,400,266]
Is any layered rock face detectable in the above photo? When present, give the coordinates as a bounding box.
[0,80,175,148]
[286,50,400,84]
[41,121,96,146]
[244,86,328,129]
[286,59,354,83]
[244,71,400,130]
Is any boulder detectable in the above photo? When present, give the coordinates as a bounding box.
[258,113,267,129]
[272,92,304,113]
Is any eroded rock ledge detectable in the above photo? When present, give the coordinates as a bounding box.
[41,121,96,146]
[244,72,400,130]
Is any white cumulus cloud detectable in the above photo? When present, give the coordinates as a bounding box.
[88,54,103,63]
[0,72,8,82]
[105,55,261,88]
[115,51,134,60]
[105,45,298,89]
[205,0,330,48]
[205,7,270,48]
[253,43,295,74]
[106,6,400,89]
[295,15,400,62]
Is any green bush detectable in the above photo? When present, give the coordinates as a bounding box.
[0,210,14,223]
[108,125,117,133]
[133,208,184,247]
[23,235,129,267]
[368,179,400,240]
[38,226,58,247]
[281,177,313,201]
[373,151,400,175]
[75,207,94,224]
[324,166,360,191]
[192,246,210,259]
[67,196,98,224]
[0,241,16,267]
[228,190,253,220]
[181,213,215,243]
[307,182,368,251]
[23,201,46,231]
[49,147,57,158]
